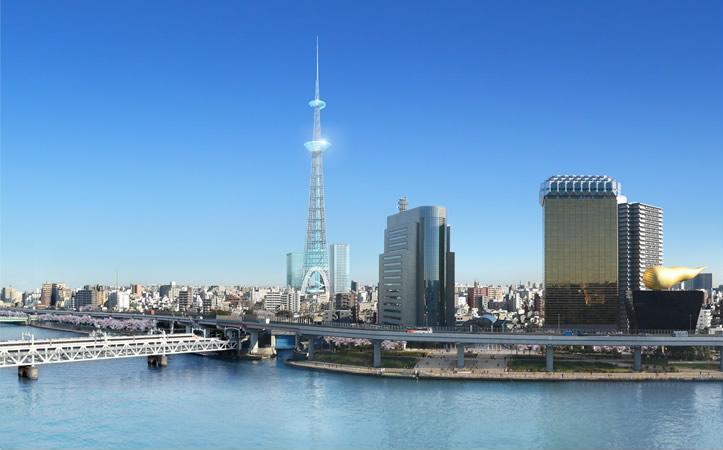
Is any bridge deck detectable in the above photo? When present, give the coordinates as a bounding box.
[0,333,235,368]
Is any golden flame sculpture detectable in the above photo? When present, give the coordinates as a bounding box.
[642,266,705,290]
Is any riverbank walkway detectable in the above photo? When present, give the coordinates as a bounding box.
[287,360,723,381]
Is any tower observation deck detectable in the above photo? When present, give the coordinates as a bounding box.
[301,38,331,297]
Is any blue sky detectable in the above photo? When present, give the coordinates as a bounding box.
[1,0,722,291]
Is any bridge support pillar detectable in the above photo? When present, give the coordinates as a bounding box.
[248,331,259,354]
[307,336,315,360]
[546,345,554,372]
[185,325,192,334]
[372,340,382,368]
[456,343,465,369]
[147,355,168,367]
[18,365,38,380]
[633,346,642,372]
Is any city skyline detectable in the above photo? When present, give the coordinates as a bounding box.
[2,1,722,290]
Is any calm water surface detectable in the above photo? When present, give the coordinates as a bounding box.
[1,324,722,449]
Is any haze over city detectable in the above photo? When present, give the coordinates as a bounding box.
[2,0,722,291]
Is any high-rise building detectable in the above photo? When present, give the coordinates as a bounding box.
[618,202,663,327]
[378,198,455,327]
[329,244,350,296]
[541,175,621,328]
[301,40,331,298]
[286,252,305,289]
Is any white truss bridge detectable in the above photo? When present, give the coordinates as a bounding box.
[0,333,236,370]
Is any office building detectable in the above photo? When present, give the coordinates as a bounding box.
[618,202,663,327]
[329,244,351,296]
[378,198,455,327]
[286,252,305,289]
[541,175,621,328]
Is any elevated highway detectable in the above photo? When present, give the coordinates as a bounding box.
[6,309,723,372]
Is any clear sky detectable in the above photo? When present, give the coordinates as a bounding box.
[1,0,722,291]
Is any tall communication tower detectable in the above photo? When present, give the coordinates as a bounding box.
[301,38,331,297]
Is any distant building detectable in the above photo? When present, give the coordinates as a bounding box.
[51,283,71,308]
[178,287,193,311]
[334,292,356,311]
[686,273,713,292]
[262,289,300,313]
[40,283,53,307]
[1,287,22,304]
[74,285,106,309]
[329,244,350,296]
[285,253,305,289]
[131,284,144,297]
[378,198,455,327]
[74,288,94,309]
[467,282,485,310]
[159,282,179,301]
[108,290,130,310]
[541,175,621,328]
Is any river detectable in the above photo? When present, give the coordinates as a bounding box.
[1,324,721,449]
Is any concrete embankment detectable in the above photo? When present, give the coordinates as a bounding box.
[28,322,90,335]
[287,360,723,382]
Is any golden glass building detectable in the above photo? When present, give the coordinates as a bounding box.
[541,176,621,328]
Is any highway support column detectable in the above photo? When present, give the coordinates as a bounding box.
[456,343,465,369]
[546,345,554,372]
[248,331,259,354]
[372,340,382,368]
[307,336,315,360]
[633,346,642,372]
[18,365,38,380]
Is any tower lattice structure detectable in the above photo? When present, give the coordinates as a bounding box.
[301,38,331,297]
